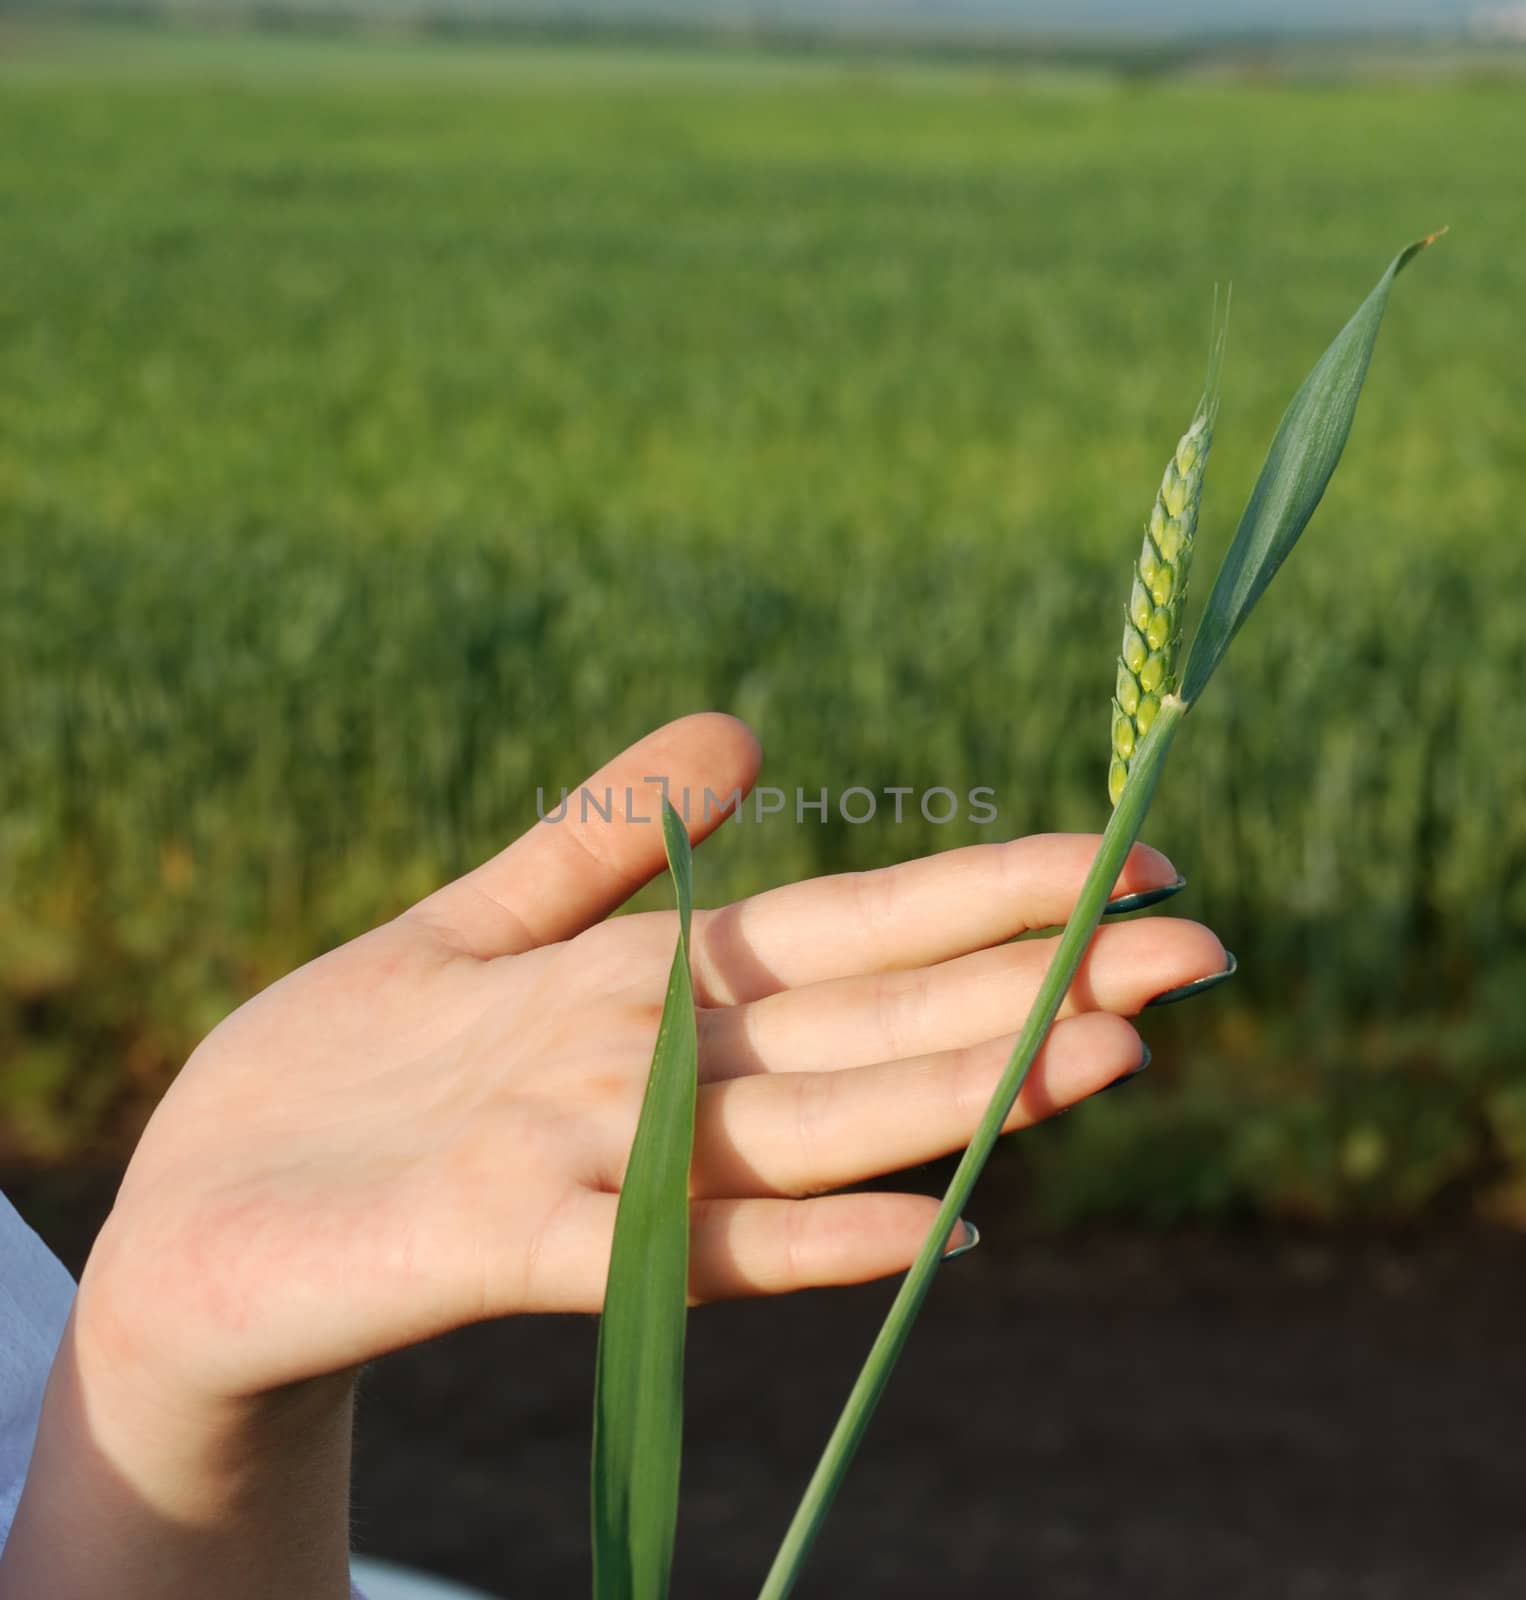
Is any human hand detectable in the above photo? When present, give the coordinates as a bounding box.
[79,712,1226,1407]
[4,712,1225,1598]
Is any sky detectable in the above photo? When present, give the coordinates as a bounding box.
[977,0,1476,30]
[936,1,1478,31]
[556,0,1489,38]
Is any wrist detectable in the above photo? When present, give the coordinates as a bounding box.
[1,1299,357,1600]
[76,1298,357,1522]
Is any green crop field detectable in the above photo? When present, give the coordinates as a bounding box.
[2,19,1522,1222]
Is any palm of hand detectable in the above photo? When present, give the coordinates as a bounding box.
[78,715,1222,1406]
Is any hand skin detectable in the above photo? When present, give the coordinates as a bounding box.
[0,714,1226,1599]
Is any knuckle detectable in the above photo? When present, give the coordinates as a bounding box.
[850,865,903,955]
[789,1072,839,1197]
[873,967,929,1061]
[947,1042,991,1122]
[782,1199,813,1286]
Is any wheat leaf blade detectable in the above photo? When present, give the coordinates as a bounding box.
[591,799,697,1600]
[1179,230,1443,706]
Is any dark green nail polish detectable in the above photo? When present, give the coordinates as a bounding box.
[1104,875,1187,916]
[943,1220,981,1261]
[1101,1041,1151,1092]
[1145,951,1238,1008]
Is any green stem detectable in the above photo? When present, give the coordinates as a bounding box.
[757,697,1186,1600]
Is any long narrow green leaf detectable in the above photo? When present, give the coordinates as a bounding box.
[591,799,697,1600]
[1179,230,1443,705]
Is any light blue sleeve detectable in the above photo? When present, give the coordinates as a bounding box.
[1,1192,489,1600]
[0,1190,78,1554]
[350,1555,502,1598]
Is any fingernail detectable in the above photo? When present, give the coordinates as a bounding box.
[1104,875,1187,916]
[1145,951,1238,1008]
[1101,1040,1151,1092]
[942,1220,981,1261]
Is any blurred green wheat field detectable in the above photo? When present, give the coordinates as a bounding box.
[3,21,1523,1221]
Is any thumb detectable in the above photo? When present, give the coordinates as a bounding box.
[406,712,761,958]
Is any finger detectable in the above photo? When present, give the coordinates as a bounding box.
[689,835,1179,1005]
[687,1193,954,1301]
[407,713,760,958]
[515,1190,950,1313]
[699,916,1226,1078]
[691,1012,1142,1200]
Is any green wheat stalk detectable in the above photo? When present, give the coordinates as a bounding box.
[755,231,1443,1600]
